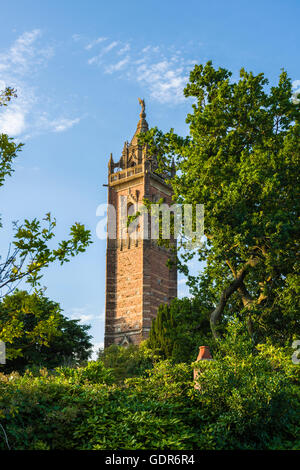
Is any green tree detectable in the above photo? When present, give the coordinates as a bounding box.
[148,296,213,363]
[0,87,92,299]
[0,88,92,344]
[140,62,300,344]
[0,290,93,371]
[0,88,22,189]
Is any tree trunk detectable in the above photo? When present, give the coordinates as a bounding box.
[210,257,260,340]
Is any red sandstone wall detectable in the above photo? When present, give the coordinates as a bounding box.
[105,172,177,347]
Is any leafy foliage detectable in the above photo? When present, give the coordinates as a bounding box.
[97,342,153,382]
[0,322,298,450]
[0,290,93,371]
[0,213,92,299]
[148,296,213,363]
[55,360,115,385]
[0,88,23,196]
[0,87,92,299]
[139,62,300,343]
[192,320,300,449]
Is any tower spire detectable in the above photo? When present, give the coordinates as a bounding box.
[130,98,148,145]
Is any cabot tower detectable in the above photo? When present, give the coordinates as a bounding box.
[104,99,177,347]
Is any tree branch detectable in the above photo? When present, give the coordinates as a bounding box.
[210,257,260,340]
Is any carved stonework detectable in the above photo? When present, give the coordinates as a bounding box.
[119,335,131,347]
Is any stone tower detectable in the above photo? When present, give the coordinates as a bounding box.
[104,99,177,347]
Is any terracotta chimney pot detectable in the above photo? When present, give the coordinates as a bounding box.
[194,346,213,389]
[197,345,212,361]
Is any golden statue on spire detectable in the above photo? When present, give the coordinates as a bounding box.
[138,97,145,117]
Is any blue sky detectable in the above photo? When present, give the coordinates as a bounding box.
[0,0,299,356]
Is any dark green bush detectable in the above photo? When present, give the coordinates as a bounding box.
[148,297,214,363]
[192,321,300,449]
[97,342,154,382]
[0,322,299,450]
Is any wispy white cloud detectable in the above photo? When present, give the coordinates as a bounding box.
[0,29,53,75]
[91,341,104,360]
[0,81,37,137]
[70,306,94,324]
[104,56,130,74]
[86,39,193,104]
[141,45,159,54]
[0,30,51,137]
[0,106,26,135]
[292,79,300,104]
[136,60,188,103]
[100,41,119,54]
[88,41,119,65]
[72,33,82,42]
[118,43,130,55]
[69,305,105,324]
[50,117,81,133]
[21,112,82,140]
[85,36,107,50]
[0,30,81,138]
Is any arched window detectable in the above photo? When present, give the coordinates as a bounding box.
[127,202,135,236]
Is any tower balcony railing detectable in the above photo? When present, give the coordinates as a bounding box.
[110,164,143,183]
